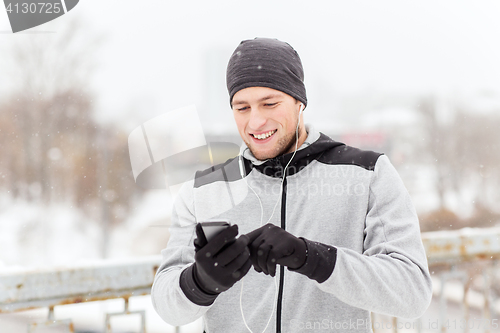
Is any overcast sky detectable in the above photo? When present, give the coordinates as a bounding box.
[1,1,500,132]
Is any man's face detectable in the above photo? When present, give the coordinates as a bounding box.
[232,87,305,161]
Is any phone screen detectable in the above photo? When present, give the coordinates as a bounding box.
[200,221,230,242]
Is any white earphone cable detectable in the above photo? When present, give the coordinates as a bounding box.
[239,104,303,333]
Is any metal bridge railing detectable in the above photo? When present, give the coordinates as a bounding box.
[0,256,161,332]
[1,227,500,332]
[372,227,500,333]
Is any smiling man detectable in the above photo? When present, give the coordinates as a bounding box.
[231,86,307,160]
[152,38,432,333]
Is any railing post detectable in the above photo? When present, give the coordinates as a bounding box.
[463,276,471,333]
[105,297,146,333]
[440,273,448,333]
[416,316,423,333]
[482,268,491,333]
[27,306,74,333]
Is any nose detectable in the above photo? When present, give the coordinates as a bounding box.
[248,108,267,130]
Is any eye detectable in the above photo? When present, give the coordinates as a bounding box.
[264,103,277,107]
[236,106,249,112]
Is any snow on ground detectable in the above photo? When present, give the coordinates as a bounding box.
[0,189,173,269]
[0,195,101,269]
[107,189,173,259]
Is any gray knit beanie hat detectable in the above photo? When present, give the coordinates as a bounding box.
[226,38,307,107]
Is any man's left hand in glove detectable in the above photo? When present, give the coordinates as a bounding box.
[246,223,337,284]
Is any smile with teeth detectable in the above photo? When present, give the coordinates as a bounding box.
[251,130,277,140]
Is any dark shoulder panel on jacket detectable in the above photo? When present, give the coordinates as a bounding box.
[194,156,241,188]
[317,144,383,171]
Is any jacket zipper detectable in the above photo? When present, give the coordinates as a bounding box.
[276,172,287,333]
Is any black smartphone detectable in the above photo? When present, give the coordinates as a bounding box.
[200,221,231,242]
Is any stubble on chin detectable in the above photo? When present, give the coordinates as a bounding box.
[248,130,299,161]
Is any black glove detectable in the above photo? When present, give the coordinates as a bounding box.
[246,223,338,283]
[246,223,307,277]
[180,224,252,306]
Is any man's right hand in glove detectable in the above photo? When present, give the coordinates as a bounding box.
[180,224,252,306]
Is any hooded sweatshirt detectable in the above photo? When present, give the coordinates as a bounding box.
[151,125,432,333]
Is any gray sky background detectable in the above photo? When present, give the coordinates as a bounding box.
[1,1,500,133]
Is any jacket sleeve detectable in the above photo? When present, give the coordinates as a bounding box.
[151,180,212,326]
[317,155,433,319]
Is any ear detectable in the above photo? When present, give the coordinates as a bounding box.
[295,98,304,113]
